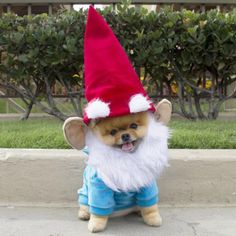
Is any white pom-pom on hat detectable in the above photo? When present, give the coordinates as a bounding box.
[85,99,110,119]
[129,94,151,113]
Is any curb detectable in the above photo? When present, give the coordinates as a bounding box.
[0,149,236,207]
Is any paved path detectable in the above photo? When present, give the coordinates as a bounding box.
[0,113,54,120]
[0,206,236,236]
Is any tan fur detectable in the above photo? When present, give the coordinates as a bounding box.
[78,205,140,220]
[88,214,108,233]
[155,99,172,125]
[140,204,162,227]
[62,99,172,233]
[63,99,172,150]
[63,117,87,150]
[78,205,90,221]
[79,203,162,230]
[79,205,108,232]
[91,112,148,146]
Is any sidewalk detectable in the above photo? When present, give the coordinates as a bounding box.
[0,113,54,120]
[0,206,236,236]
[0,149,236,236]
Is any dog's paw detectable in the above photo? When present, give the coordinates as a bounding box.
[78,205,90,221]
[141,205,162,227]
[88,214,108,233]
[143,213,162,227]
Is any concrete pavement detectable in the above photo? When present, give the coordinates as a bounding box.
[1,149,236,206]
[0,206,236,236]
[1,148,236,235]
[0,113,55,120]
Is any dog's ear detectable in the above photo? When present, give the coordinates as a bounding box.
[63,117,87,150]
[154,99,172,125]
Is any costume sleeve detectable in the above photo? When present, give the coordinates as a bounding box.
[135,181,159,207]
[78,167,89,206]
[87,168,115,216]
[77,149,90,206]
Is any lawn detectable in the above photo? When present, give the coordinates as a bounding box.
[170,120,236,149]
[0,119,67,149]
[0,118,236,149]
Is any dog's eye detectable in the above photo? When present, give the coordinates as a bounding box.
[130,123,138,129]
[110,129,117,136]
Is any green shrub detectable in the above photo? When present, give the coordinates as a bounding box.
[0,2,235,120]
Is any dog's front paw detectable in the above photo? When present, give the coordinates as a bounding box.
[143,213,162,227]
[141,204,162,227]
[88,214,108,233]
[78,205,90,221]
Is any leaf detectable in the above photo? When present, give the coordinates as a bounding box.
[18,54,28,63]
[187,25,198,37]
[116,4,123,13]
[12,32,23,44]
[155,46,163,54]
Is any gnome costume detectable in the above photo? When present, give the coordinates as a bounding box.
[79,165,158,216]
[77,6,169,216]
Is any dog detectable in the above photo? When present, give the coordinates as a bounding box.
[63,99,171,232]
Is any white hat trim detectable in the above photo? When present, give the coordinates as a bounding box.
[129,94,151,113]
[85,99,110,119]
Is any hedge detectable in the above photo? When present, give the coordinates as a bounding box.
[0,1,236,120]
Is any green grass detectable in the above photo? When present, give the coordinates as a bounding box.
[169,120,236,149]
[0,119,236,149]
[0,119,69,149]
[0,100,6,113]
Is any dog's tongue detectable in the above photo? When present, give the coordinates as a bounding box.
[122,142,134,152]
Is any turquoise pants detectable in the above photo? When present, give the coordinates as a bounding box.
[78,165,159,216]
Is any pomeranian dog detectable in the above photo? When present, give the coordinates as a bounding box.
[63,99,171,233]
[91,111,148,152]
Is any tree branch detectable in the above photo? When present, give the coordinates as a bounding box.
[57,75,81,116]
[170,58,213,94]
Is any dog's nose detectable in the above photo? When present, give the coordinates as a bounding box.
[121,133,130,142]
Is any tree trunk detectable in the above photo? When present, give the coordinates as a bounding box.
[21,100,34,120]
[177,82,196,120]
[193,90,207,119]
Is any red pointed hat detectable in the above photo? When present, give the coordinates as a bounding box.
[83,6,155,124]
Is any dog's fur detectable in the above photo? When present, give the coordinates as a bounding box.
[91,111,148,148]
[63,99,172,233]
[86,112,169,192]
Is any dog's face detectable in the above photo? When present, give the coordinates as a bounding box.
[90,112,149,152]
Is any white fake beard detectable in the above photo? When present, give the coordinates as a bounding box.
[85,113,170,192]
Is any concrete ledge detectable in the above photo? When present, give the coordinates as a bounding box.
[0,149,236,207]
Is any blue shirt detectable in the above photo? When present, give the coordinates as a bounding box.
[78,165,159,216]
